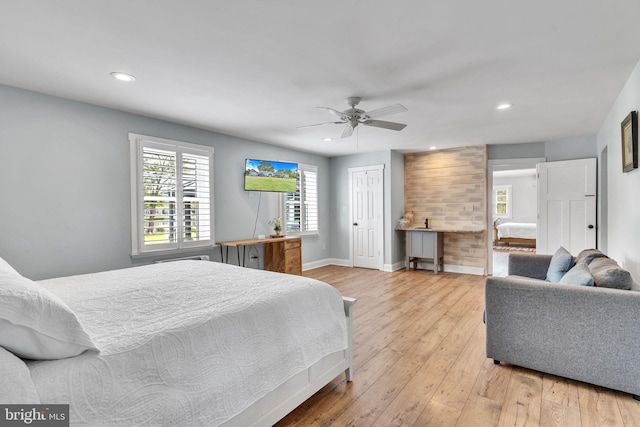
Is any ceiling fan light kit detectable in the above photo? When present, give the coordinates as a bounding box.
[299,97,408,139]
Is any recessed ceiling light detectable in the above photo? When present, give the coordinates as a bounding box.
[429,146,437,150]
[496,103,513,110]
[323,137,333,142]
[110,72,136,82]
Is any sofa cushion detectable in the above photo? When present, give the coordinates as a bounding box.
[574,249,608,266]
[546,246,574,283]
[588,257,633,290]
[559,261,594,286]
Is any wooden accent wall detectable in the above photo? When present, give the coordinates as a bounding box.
[404,146,487,272]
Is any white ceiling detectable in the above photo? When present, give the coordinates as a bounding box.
[2,1,640,157]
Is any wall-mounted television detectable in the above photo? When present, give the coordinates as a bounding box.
[244,159,298,192]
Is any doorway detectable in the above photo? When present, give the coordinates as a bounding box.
[349,164,384,270]
[487,158,544,276]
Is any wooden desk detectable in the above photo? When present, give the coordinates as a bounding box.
[216,236,302,276]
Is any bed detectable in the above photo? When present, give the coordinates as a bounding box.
[493,219,537,247]
[0,258,355,426]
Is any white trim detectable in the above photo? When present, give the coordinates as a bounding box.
[487,157,545,275]
[410,261,485,276]
[348,164,385,270]
[129,133,215,256]
[347,164,385,173]
[302,258,351,271]
[493,184,513,219]
[282,163,318,235]
[383,261,406,272]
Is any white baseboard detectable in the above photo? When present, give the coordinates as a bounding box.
[302,258,351,271]
[411,261,485,276]
[304,259,484,276]
[383,261,406,272]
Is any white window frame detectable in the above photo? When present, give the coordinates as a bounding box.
[129,133,214,256]
[493,184,512,219]
[282,163,318,235]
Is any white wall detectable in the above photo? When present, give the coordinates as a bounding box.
[596,59,640,281]
[493,174,537,223]
[0,84,331,279]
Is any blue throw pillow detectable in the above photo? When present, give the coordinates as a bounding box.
[546,246,574,283]
[559,261,594,286]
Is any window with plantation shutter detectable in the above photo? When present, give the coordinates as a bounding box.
[284,164,318,234]
[493,184,512,219]
[130,134,214,255]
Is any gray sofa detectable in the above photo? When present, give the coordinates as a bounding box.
[485,250,640,399]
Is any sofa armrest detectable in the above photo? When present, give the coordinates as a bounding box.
[508,253,552,279]
[485,276,640,396]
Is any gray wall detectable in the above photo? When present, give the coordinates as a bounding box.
[493,174,537,223]
[328,149,405,269]
[596,58,640,281]
[0,84,330,279]
[488,135,596,161]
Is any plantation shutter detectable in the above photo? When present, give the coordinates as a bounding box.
[302,167,318,232]
[285,164,318,234]
[130,134,214,255]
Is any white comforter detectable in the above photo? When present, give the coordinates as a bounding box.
[27,261,347,426]
[497,222,536,240]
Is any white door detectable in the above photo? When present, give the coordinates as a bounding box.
[350,166,383,269]
[537,158,596,255]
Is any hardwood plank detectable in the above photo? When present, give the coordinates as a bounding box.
[471,357,513,403]
[413,399,461,427]
[542,375,580,408]
[275,266,635,427]
[432,323,488,411]
[497,367,543,427]
[577,385,625,427]
[541,399,582,427]
[615,392,640,427]
[456,393,503,427]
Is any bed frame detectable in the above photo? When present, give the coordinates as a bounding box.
[222,297,356,427]
[493,219,536,247]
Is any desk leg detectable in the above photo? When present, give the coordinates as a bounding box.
[405,232,411,271]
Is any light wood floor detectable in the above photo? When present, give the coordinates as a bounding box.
[276,266,640,427]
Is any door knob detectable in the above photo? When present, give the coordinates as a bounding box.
[588,225,594,229]
[353,223,358,226]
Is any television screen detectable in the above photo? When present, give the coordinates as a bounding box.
[244,159,298,192]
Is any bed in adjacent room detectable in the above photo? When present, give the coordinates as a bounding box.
[493,219,537,247]
[0,258,355,426]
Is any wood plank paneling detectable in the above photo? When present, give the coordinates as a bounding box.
[404,146,488,270]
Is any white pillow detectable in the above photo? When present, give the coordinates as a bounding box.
[0,271,99,360]
[0,346,40,403]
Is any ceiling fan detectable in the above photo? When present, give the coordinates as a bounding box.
[299,97,407,139]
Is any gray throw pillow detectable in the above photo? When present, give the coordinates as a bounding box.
[546,246,574,283]
[574,248,608,266]
[588,257,633,290]
[559,261,594,286]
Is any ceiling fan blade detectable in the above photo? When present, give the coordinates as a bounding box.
[365,103,407,119]
[296,121,344,129]
[341,125,354,139]
[363,119,407,131]
[317,107,345,118]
